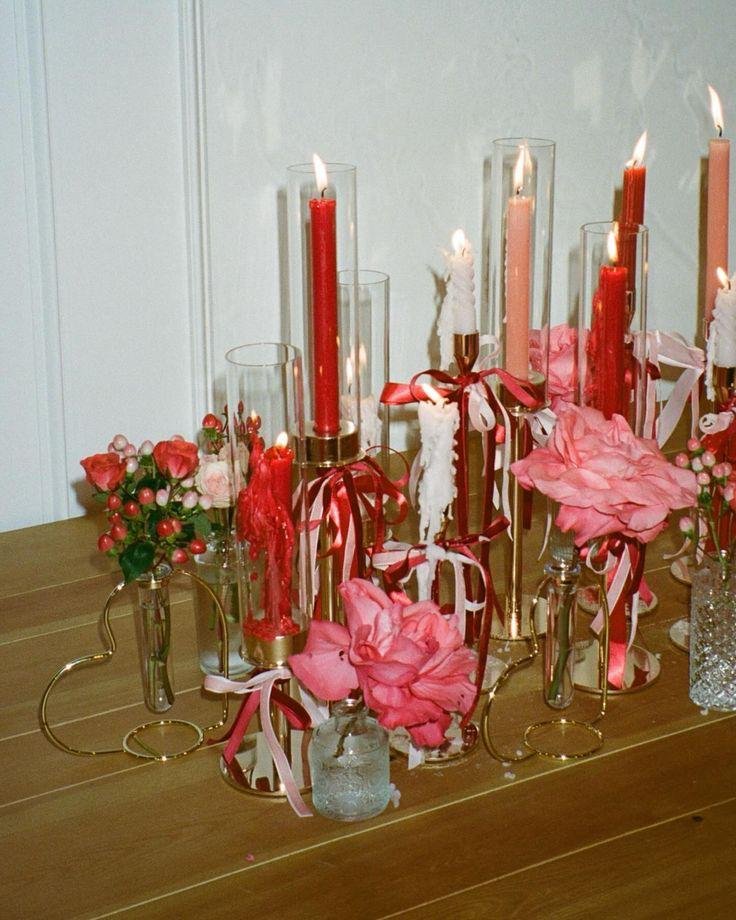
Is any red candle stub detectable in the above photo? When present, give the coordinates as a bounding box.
[263,432,294,512]
[309,155,340,436]
[587,232,629,420]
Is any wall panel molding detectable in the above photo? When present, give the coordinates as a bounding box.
[13,0,69,523]
[178,0,213,427]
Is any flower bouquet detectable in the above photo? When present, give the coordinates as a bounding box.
[512,404,696,693]
[80,433,223,710]
[288,578,477,818]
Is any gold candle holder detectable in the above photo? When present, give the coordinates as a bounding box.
[39,570,230,762]
[712,364,736,409]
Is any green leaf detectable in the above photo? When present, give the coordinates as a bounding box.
[119,542,155,583]
[191,512,212,538]
[92,492,108,504]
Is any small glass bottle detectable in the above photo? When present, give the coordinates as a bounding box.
[544,524,580,709]
[309,697,390,822]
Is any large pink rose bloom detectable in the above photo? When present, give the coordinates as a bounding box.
[289,579,476,749]
[511,404,697,546]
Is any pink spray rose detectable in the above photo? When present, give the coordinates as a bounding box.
[289,579,477,749]
[194,455,232,508]
[152,439,199,480]
[80,452,127,492]
[511,404,697,546]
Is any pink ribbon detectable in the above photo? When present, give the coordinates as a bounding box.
[204,669,313,817]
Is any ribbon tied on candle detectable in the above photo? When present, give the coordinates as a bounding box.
[204,668,315,817]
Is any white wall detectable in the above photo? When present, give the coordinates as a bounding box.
[3,0,736,531]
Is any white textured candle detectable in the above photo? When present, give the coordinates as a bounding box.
[712,273,736,367]
[341,393,382,450]
[417,397,459,542]
[437,230,477,369]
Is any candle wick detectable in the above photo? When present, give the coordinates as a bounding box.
[320,186,326,199]
[717,125,724,139]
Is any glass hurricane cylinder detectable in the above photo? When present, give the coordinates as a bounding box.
[193,519,250,677]
[225,343,309,669]
[488,137,555,398]
[309,697,390,822]
[287,161,360,464]
[578,221,648,435]
[337,269,390,453]
[134,564,175,713]
[689,555,736,711]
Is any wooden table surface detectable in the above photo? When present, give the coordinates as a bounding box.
[1,514,734,919]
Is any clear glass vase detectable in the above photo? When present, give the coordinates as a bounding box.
[689,555,736,711]
[309,697,390,822]
[544,535,580,709]
[193,531,249,677]
[134,564,175,713]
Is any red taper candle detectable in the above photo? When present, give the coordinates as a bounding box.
[618,131,646,293]
[594,232,629,419]
[309,154,340,436]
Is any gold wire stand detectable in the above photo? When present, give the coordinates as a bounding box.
[481,573,610,763]
[39,569,230,762]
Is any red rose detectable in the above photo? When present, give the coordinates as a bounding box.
[152,439,199,480]
[80,452,127,492]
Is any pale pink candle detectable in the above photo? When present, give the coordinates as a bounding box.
[505,147,532,380]
[706,86,730,325]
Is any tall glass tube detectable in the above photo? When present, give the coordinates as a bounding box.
[578,221,648,434]
[489,137,555,399]
[225,342,309,669]
[287,161,360,464]
[337,269,390,453]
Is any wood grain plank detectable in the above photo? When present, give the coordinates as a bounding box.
[388,798,736,919]
[1,715,731,920]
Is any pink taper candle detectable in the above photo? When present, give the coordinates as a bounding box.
[706,86,730,325]
[505,146,532,380]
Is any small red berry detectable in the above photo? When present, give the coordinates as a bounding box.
[202,413,223,432]
[108,511,123,525]
[110,522,128,542]
[138,487,155,505]
[171,548,188,564]
[156,519,175,538]
[171,518,183,534]
[123,501,140,517]
[107,494,122,511]
[189,538,207,555]
[98,533,115,552]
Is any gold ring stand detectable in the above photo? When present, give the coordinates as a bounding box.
[482,571,610,763]
[39,570,229,762]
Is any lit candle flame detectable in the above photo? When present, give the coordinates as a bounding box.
[422,382,445,406]
[607,227,619,264]
[626,130,647,168]
[708,85,724,137]
[345,355,354,390]
[312,153,328,194]
[250,409,258,423]
[513,146,526,194]
[275,431,289,449]
[717,266,731,290]
[451,228,467,254]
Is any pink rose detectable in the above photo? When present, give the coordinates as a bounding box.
[511,404,697,546]
[194,455,232,508]
[289,579,477,748]
[152,439,199,480]
[80,452,127,492]
[530,324,580,407]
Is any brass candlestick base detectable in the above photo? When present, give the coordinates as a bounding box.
[304,420,361,467]
[220,675,312,797]
[39,570,230,761]
[390,719,479,767]
[453,331,479,375]
[573,637,660,694]
[712,364,736,408]
[243,627,307,670]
